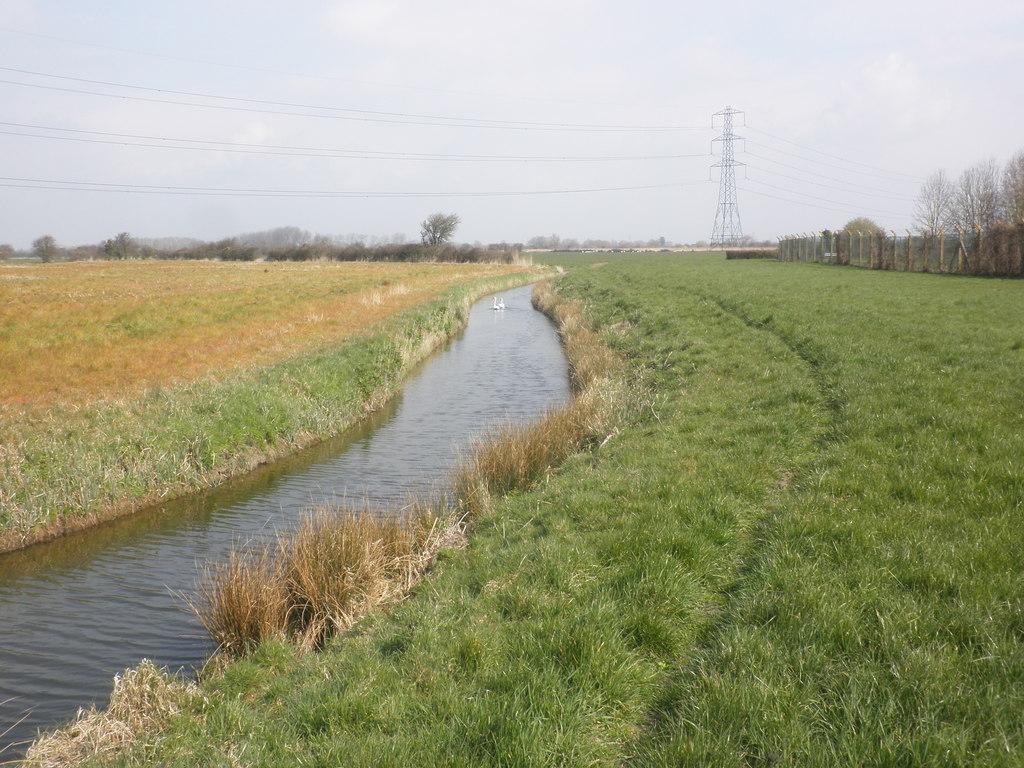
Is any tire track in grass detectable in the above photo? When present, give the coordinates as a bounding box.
[624,285,838,766]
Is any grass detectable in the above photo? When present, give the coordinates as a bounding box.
[24,253,1024,766]
[0,260,538,551]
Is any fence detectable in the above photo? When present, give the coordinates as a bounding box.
[777,221,1024,277]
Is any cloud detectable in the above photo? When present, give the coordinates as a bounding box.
[0,0,36,25]
[842,51,953,134]
[325,1,399,43]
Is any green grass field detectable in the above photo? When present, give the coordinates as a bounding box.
[37,253,1023,767]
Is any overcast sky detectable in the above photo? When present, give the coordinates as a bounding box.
[1,0,1022,249]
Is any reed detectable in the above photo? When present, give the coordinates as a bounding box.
[196,501,451,655]
[195,547,289,655]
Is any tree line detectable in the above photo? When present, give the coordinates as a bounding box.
[913,150,1024,234]
[0,214,524,265]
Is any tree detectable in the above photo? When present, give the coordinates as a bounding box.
[102,232,137,260]
[32,235,59,263]
[841,217,884,235]
[1001,150,1024,222]
[0,244,13,262]
[913,170,954,234]
[420,213,460,246]
[951,158,1000,231]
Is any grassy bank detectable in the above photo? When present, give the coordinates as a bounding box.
[26,253,1024,766]
[0,262,537,552]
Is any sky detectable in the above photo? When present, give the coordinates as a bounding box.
[1,0,1022,249]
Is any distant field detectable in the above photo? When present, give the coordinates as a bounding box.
[0,260,526,410]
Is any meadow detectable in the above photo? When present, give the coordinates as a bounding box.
[0,260,536,550]
[24,253,1024,766]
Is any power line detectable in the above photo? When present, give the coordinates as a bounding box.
[746,126,922,182]
[741,178,909,219]
[744,161,910,202]
[737,184,886,218]
[0,174,705,199]
[0,66,711,133]
[0,25,634,109]
[0,121,711,163]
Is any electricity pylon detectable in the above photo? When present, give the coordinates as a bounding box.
[710,106,745,247]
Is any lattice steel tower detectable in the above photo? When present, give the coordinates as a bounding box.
[710,105,745,247]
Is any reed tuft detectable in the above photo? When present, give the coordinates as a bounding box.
[195,547,289,655]
[196,501,451,655]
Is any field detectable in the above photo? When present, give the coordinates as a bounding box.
[0,260,527,409]
[24,253,1024,766]
[0,260,536,549]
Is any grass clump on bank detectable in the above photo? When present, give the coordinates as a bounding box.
[197,502,452,656]
[22,661,199,768]
[0,263,537,552]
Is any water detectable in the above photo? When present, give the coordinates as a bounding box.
[0,285,569,757]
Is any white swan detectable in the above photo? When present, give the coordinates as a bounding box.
[497,297,506,310]
[492,296,501,310]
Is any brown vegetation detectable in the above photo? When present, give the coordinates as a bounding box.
[195,502,453,655]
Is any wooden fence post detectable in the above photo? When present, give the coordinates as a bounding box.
[976,223,984,274]
[955,226,965,273]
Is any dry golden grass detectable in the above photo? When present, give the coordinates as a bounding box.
[196,501,455,655]
[22,660,198,767]
[0,260,527,411]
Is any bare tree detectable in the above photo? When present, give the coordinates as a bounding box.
[32,235,60,263]
[913,170,954,234]
[0,244,13,262]
[1001,150,1024,223]
[951,159,1000,231]
[420,213,460,246]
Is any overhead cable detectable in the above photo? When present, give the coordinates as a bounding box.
[0,121,711,163]
[0,66,710,133]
